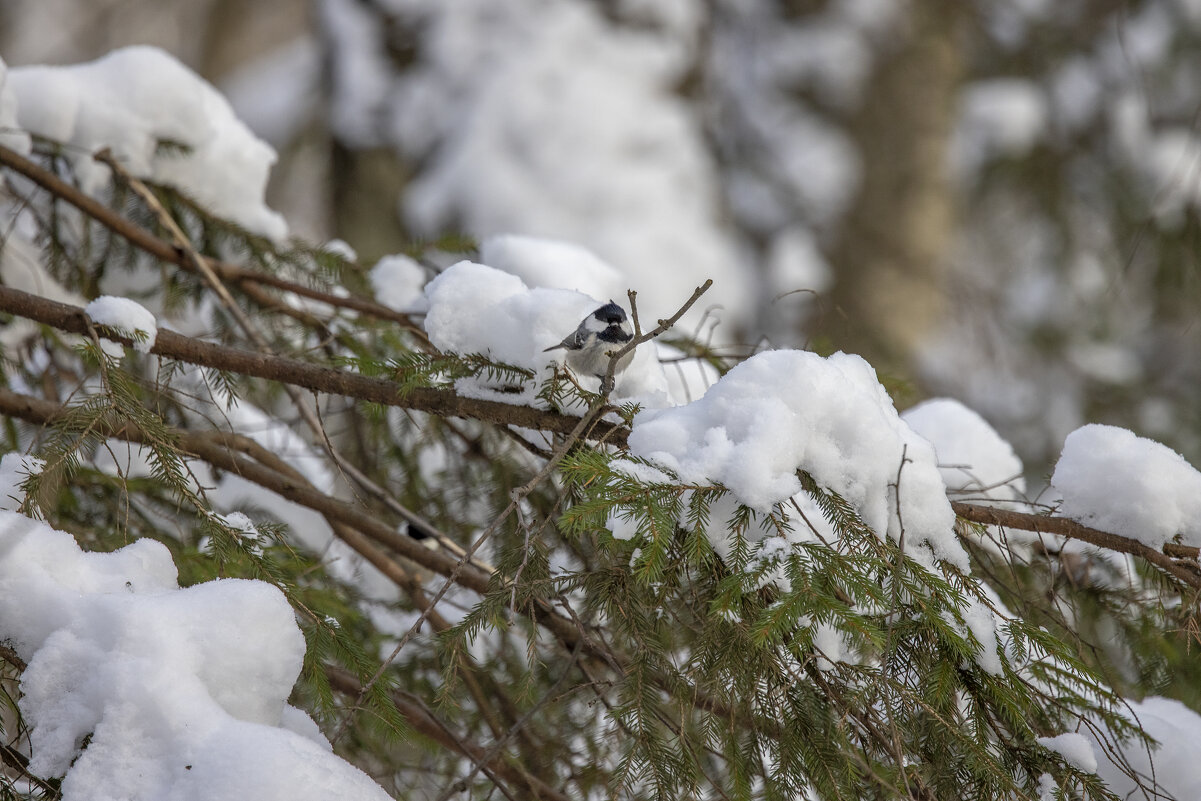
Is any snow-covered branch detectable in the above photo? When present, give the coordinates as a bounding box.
[0,284,629,444]
[953,501,1201,589]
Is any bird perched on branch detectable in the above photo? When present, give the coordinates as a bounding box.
[544,300,635,379]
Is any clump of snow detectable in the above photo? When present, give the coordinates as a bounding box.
[0,510,392,801]
[422,260,671,403]
[903,398,1026,503]
[479,234,626,300]
[1051,424,1201,549]
[960,599,1006,675]
[0,57,31,156]
[323,238,357,262]
[627,349,966,569]
[370,254,428,312]
[1037,732,1097,773]
[85,295,158,353]
[9,46,287,242]
[0,451,42,511]
[811,621,847,671]
[609,457,675,486]
[424,261,589,367]
[218,510,258,534]
[606,510,639,541]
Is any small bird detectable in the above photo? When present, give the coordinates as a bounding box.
[544,300,635,379]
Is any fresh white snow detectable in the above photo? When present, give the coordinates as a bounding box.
[369,253,428,313]
[479,234,627,301]
[0,511,393,801]
[627,349,968,569]
[9,46,287,242]
[903,397,1026,503]
[1037,732,1098,773]
[1051,424,1201,549]
[85,295,158,353]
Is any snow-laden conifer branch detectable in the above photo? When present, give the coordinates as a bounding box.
[0,284,629,444]
[0,143,429,340]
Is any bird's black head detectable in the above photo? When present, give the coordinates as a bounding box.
[593,301,627,325]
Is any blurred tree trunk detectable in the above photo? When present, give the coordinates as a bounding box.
[824,1,965,377]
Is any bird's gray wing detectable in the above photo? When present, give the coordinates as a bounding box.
[543,327,585,352]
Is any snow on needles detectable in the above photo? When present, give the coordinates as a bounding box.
[627,349,968,569]
[1051,423,1201,549]
[86,295,158,353]
[9,46,287,242]
[0,511,392,801]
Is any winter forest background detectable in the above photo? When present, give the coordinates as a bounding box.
[13,0,1201,473]
[5,0,1201,799]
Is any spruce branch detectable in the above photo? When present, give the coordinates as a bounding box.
[0,143,430,343]
[0,284,629,444]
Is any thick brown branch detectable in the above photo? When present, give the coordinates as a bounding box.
[0,285,628,446]
[952,501,1201,588]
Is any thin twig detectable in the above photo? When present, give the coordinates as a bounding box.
[324,668,567,801]
[435,640,584,801]
[601,279,713,395]
[332,396,610,743]
[952,501,1201,589]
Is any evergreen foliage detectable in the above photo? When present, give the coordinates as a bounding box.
[0,136,1197,800]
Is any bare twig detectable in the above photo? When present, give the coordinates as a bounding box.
[601,279,713,395]
[324,668,568,801]
[952,501,1201,589]
[435,640,583,801]
[333,392,611,742]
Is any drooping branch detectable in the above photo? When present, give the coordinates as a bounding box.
[0,285,629,446]
[0,385,611,646]
[953,501,1201,589]
[0,143,428,340]
[0,384,748,736]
